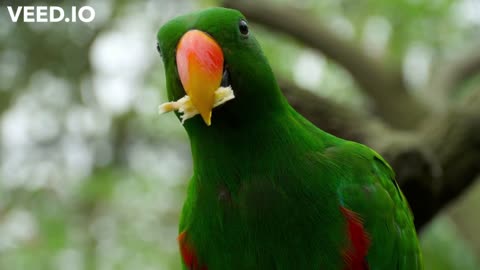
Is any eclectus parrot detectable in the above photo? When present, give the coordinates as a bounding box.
[157,7,423,270]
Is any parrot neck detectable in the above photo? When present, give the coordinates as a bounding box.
[186,99,327,187]
[182,49,327,184]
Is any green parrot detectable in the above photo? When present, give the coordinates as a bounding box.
[156,7,422,270]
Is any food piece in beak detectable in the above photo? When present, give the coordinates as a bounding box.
[159,86,235,124]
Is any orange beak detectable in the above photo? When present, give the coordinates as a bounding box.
[176,30,224,126]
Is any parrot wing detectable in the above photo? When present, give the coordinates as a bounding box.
[327,141,423,270]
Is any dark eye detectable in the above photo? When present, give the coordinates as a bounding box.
[239,20,249,36]
[156,42,162,56]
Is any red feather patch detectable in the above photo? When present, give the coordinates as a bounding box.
[340,207,371,270]
[178,231,207,270]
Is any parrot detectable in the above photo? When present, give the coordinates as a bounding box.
[156,7,423,270]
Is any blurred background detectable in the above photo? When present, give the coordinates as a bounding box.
[0,0,479,269]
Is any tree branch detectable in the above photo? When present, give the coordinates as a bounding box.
[223,0,429,129]
[430,44,480,103]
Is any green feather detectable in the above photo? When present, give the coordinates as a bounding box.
[157,7,422,270]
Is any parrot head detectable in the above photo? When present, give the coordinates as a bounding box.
[157,7,284,129]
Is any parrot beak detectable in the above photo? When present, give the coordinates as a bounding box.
[176,29,224,126]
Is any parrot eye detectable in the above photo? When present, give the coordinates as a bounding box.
[156,42,162,57]
[239,20,249,37]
